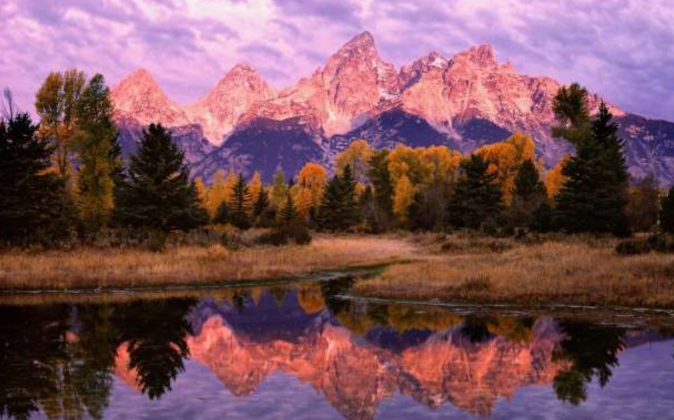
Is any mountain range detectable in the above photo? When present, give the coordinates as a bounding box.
[111,31,674,184]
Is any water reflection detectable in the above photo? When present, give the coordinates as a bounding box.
[0,280,672,420]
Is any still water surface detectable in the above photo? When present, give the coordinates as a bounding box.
[1,277,674,420]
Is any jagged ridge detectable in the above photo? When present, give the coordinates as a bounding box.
[110,32,674,184]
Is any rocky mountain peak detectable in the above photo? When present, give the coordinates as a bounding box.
[400,51,450,88]
[340,31,376,52]
[111,68,188,127]
[453,44,498,68]
[185,63,276,145]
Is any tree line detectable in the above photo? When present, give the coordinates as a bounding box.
[2,72,673,247]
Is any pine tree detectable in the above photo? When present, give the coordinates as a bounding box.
[340,164,360,227]
[72,74,117,232]
[253,186,274,227]
[114,124,208,231]
[318,176,343,231]
[280,193,298,224]
[555,103,630,235]
[229,174,252,230]
[254,187,270,217]
[367,149,394,231]
[660,186,674,235]
[447,155,503,230]
[508,159,548,229]
[0,113,72,245]
[318,165,359,231]
[213,200,229,225]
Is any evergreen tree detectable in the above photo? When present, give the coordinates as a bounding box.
[0,113,73,245]
[114,124,208,231]
[280,193,298,224]
[318,165,359,231]
[253,187,275,227]
[447,155,503,230]
[254,187,270,217]
[359,185,378,232]
[555,103,630,235]
[213,200,229,225]
[508,159,548,229]
[318,176,343,231]
[340,164,360,227]
[73,74,117,232]
[552,83,592,147]
[229,174,252,230]
[367,149,394,230]
[660,185,674,234]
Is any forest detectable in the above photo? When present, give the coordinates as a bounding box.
[1,71,673,256]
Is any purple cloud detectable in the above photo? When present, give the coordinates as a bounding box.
[1,0,673,120]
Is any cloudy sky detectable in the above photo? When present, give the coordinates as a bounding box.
[1,0,673,119]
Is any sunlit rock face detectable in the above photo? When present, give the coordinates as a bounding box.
[185,64,277,146]
[110,32,674,184]
[184,316,567,420]
[111,69,189,128]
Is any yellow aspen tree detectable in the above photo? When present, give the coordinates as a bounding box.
[194,177,208,206]
[335,139,373,182]
[223,171,238,205]
[393,174,415,223]
[387,145,429,185]
[249,171,263,208]
[474,133,536,205]
[297,163,327,205]
[295,163,327,218]
[294,187,315,219]
[545,158,569,200]
[420,146,462,184]
[206,170,227,217]
[271,169,288,209]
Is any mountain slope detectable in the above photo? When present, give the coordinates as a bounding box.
[109,32,674,185]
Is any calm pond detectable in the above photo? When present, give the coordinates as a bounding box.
[1,277,674,420]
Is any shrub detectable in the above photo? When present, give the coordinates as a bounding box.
[615,233,674,255]
[258,222,312,246]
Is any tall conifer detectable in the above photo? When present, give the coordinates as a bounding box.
[114,124,207,231]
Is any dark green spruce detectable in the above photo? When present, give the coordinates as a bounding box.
[0,113,73,245]
[508,158,548,230]
[114,124,208,231]
[554,103,630,235]
[318,164,360,231]
[447,154,503,230]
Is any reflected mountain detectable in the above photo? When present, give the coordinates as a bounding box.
[0,283,671,420]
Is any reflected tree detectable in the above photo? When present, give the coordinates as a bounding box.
[461,316,494,343]
[69,305,119,419]
[0,304,99,420]
[320,276,356,316]
[553,321,626,405]
[112,298,196,400]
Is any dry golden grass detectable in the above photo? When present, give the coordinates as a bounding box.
[0,235,416,291]
[355,234,674,309]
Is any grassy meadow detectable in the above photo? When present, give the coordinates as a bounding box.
[3,232,674,309]
[354,233,674,309]
[0,235,415,291]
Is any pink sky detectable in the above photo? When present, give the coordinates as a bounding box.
[1,0,673,119]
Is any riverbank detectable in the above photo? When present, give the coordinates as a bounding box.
[354,234,674,309]
[0,235,416,291]
[4,233,674,309]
